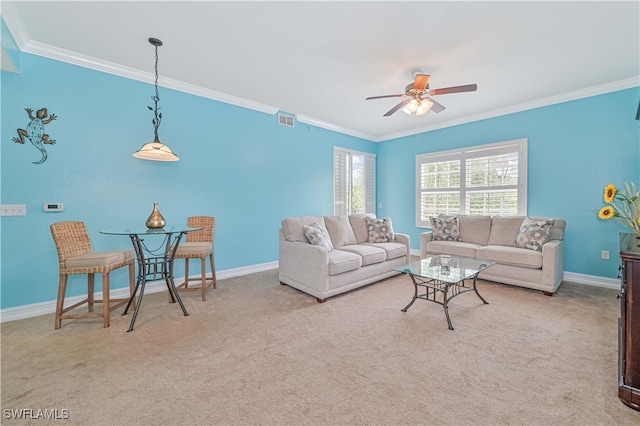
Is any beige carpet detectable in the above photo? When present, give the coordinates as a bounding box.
[2,269,639,425]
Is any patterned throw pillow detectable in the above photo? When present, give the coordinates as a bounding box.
[303,223,334,251]
[514,217,555,252]
[365,217,395,243]
[429,216,461,241]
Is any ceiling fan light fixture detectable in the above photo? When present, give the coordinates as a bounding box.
[366,71,477,117]
[402,99,419,114]
[415,99,434,116]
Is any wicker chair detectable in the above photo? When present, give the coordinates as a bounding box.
[174,216,217,301]
[50,221,135,329]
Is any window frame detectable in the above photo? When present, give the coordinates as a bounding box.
[334,147,377,216]
[415,139,528,228]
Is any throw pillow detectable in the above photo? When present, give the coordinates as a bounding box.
[430,216,461,241]
[365,217,395,243]
[304,223,334,251]
[514,217,555,252]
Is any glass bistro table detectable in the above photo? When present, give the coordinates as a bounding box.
[100,225,201,332]
[394,255,495,330]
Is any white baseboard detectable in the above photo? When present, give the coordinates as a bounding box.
[562,271,620,290]
[0,262,619,323]
[0,261,279,324]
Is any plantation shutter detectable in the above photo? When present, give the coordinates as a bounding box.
[334,149,349,216]
[334,147,376,216]
[416,139,527,227]
[363,154,376,214]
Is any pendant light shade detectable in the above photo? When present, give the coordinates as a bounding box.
[133,141,179,161]
[133,38,179,162]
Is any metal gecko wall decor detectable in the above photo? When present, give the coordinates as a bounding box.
[13,107,57,164]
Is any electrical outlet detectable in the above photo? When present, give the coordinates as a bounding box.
[1,204,26,216]
[601,250,610,260]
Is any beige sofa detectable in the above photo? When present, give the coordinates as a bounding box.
[279,214,410,302]
[421,215,566,295]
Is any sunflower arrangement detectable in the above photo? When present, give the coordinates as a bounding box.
[598,182,640,233]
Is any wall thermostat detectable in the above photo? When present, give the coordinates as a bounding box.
[44,203,64,212]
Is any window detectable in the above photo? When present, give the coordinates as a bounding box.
[416,139,527,227]
[334,147,376,216]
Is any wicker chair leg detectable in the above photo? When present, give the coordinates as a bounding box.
[102,273,110,328]
[128,263,136,310]
[200,257,207,301]
[55,275,68,330]
[88,273,95,313]
[209,254,217,289]
[184,259,190,289]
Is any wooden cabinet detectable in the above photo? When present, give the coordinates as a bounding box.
[619,233,640,411]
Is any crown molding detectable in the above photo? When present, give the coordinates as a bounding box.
[296,114,378,142]
[380,77,640,142]
[22,39,279,115]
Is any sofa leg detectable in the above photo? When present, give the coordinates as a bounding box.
[543,291,553,297]
[316,298,326,303]
[280,281,286,286]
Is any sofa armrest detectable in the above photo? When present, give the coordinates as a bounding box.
[420,232,433,259]
[541,239,564,290]
[278,238,330,291]
[394,233,411,263]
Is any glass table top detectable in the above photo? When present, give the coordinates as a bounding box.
[394,255,495,284]
[100,226,202,236]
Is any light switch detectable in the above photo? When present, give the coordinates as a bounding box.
[1,204,27,216]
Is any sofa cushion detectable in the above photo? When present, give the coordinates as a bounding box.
[324,215,358,247]
[430,216,461,241]
[487,216,524,247]
[365,216,395,243]
[363,242,407,260]
[515,217,555,252]
[349,213,376,244]
[476,245,543,269]
[458,215,492,245]
[425,241,481,258]
[282,216,326,243]
[337,244,387,266]
[303,223,334,251]
[328,249,362,275]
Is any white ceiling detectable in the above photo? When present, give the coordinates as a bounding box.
[2,1,639,141]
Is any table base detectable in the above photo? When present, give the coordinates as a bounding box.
[122,233,189,332]
[401,273,488,330]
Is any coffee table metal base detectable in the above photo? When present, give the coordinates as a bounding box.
[401,273,488,330]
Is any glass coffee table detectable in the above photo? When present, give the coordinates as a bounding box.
[394,255,495,330]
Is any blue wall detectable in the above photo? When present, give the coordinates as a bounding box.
[0,52,375,309]
[377,88,640,279]
[1,48,638,311]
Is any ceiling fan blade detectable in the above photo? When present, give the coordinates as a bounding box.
[365,94,405,100]
[429,84,477,96]
[413,74,430,91]
[423,97,446,113]
[383,99,411,117]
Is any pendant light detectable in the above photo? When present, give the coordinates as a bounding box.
[133,38,179,162]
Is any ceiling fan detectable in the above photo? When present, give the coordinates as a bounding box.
[366,71,477,117]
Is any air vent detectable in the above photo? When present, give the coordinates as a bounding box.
[278,113,295,127]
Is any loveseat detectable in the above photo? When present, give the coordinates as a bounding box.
[420,215,566,295]
[279,214,410,302]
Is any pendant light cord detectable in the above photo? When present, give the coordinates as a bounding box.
[151,43,162,142]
